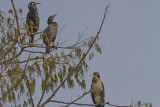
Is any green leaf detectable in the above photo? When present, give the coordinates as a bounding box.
[95,43,102,54]
[19,8,23,14]
[23,101,28,107]
[8,9,13,14]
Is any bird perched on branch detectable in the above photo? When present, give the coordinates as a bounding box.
[26,2,40,43]
[43,14,58,54]
[91,72,105,107]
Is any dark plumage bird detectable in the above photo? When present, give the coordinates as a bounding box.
[26,2,40,43]
[91,72,105,107]
[43,14,58,54]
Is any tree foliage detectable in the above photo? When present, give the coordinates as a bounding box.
[0,0,103,106]
[0,1,152,107]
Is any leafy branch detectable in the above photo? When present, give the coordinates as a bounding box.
[39,3,110,107]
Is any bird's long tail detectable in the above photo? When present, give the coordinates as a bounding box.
[29,34,34,43]
[46,44,50,54]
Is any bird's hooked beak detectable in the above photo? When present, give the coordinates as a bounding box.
[35,3,41,5]
[90,74,94,77]
[52,14,57,17]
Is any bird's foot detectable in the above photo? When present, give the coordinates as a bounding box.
[29,43,34,47]
[51,44,57,49]
[106,102,109,104]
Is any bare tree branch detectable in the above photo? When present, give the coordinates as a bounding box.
[23,50,45,54]
[39,4,110,107]
[55,89,131,107]
[65,90,92,107]
[16,56,43,63]
[23,45,45,48]
[16,56,69,64]
[50,100,131,107]
[23,35,93,50]
[37,85,46,107]
[50,100,97,106]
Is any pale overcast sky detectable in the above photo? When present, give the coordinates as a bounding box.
[0,0,160,107]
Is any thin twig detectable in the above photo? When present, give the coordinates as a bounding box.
[35,30,44,35]
[24,53,34,107]
[37,58,49,106]
[1,47,23,65]
[23,50,45,54]
[57,24,66,44]
[16,56,68,64]
[39,4,110,107]
[65,90,92,107]
[11,0,20,33]
[23,45,45,48]
[37,85,46,106]
[25,76,34,107]
[16,56,43,63]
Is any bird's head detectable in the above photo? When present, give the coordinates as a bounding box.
[47,14,57,25]
[90,72,100,79]
[28,2,40,9]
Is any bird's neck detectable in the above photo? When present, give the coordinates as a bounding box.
[48,22,56,25]
[29,8,38,13]
[92,77,99,83]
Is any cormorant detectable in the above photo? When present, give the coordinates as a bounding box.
[26,2,40,43]
[91,72,105,107]
[43,14,58,54]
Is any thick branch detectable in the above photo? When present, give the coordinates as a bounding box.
[50,100,130,107]
[39,4,110,107]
